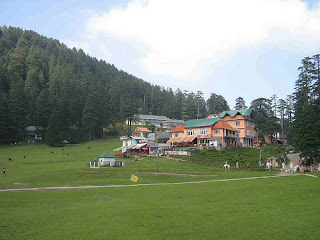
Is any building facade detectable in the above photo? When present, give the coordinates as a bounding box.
[218,109,257,147]
[168,118,238,149]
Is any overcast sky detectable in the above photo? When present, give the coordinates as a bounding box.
[2,0,320,108]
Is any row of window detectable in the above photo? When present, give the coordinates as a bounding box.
[184,127,256,137]
[227,121,255,127]
[188,128,207,136]
[176,129,256,138]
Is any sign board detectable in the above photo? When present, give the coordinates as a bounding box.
[165,151,188,156]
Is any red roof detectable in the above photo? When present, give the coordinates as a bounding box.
[135,127,152,132]
[213,121,236,132]
[170,124,185,133]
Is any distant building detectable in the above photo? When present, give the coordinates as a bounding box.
[132,127,155,141]
[89,151,124,168]
[25,126,42,140]
[130,114,183,128]
[156,131,171,143]
[167,109,257,149]
[168,118,237,149]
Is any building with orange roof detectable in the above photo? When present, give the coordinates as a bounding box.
[168,124,185,147]
[218,109,257,147]
[132,127,155,141]
[167,119,238,149]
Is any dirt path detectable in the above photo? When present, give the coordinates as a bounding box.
[0,174,306,193]
[138,172,217,177]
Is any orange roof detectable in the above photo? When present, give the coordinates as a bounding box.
[170,124,185,133]
[213,121,236,132]
[135,127,152,132]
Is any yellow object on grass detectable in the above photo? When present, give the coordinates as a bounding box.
[130,175,139,183]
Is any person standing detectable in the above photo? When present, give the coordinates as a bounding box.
[246,163,250,170]
[2,168,6,176]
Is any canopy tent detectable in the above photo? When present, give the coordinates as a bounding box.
[131,142,147,149]
[167,137,182,143]
[179,135,197,143]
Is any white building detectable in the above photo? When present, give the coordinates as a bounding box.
[129,115,183,128]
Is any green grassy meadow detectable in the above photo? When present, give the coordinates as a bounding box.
[0,140,276,189]
[0,140,319,239]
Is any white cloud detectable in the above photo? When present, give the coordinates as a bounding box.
[83,0,320,81]
[61,0,320,107]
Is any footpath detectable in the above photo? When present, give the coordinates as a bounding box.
[0,173,313,193]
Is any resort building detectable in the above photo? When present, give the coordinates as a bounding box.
[168,109,257,149]
[218,109,257,147]
[168,118,238,149]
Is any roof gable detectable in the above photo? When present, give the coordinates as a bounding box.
[135,127,152,132]
[219,109,253,118]
[213,120,236,132]
[183,118,220,128]
[99,151,116,158]
[170,124,185,133]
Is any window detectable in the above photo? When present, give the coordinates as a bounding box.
[200,139,209,144]
[200,128,207,135]
[252,131,255,137]
[214,129,220,134]
[174,133,179,137]
[235,121,240,126]
[247,121,250,127]
[236,130,240,136]
[252,122,255,128]
[247,130,250,136]
[187,129,194,136]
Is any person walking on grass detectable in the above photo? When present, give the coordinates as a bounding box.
[2,168,6,176]
[246,162,250,170]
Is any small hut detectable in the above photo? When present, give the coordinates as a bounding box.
[89,151,124,168]
[98,151,117,167]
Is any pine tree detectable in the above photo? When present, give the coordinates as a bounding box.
[0,93,10,142]
[8,75,27,141]
[82,90,101,141]
[234,97,247,110]
[207,93,230,115]
[294,57,319,158]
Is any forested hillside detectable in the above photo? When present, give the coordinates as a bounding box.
[1,26,318,157]
[0,26,231,144]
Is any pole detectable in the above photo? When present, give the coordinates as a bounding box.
[259,147,262,166]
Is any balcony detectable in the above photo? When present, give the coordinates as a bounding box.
[225,133,238,138]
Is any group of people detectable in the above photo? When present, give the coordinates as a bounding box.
[223,161,251,171]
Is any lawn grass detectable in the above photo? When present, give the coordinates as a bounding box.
[1,140,319,239]
[0,175,319,239]
[176,145,286,167]
[0,140,276,189]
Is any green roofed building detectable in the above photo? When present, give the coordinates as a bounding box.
[217,108,256,147]
[99,151,116,158]
[219,109,253,118]
[183,117,220,128]
[98,151,117,167]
